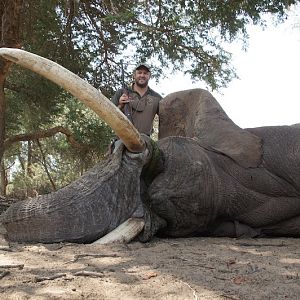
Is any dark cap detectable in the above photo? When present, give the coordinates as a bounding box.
[135,63,151,72]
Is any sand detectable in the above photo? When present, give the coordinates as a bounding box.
[0,235,299,299]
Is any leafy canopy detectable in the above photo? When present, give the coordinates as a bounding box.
[53,0,298,90]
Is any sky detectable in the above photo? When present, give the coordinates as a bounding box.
[153,6,300,129]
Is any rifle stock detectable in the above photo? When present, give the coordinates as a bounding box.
[123,89,133,123]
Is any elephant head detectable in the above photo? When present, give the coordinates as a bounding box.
[0,49,299,244]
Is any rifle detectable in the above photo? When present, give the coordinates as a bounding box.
[120,60,133,123]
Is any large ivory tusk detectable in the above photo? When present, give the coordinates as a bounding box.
[0,48,145,153]
[92,218,145,244]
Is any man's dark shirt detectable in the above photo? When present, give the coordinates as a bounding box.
[111,85,162,136]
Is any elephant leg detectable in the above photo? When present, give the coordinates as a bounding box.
[207,220,261,238]
[261,215,300,237]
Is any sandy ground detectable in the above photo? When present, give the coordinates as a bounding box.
[0,234,299,300]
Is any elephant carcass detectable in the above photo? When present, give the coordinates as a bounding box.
[1,49,300,243]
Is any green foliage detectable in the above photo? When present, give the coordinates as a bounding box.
[13,0,299,91]
[8,163,53,199]
[73,0,298,90]
[62,96,113,152]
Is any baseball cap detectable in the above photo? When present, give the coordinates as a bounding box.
[135,63,151,72]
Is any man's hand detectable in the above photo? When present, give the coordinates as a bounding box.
[118,93,130,109]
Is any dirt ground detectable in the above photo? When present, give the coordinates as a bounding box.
[0,234,299,300]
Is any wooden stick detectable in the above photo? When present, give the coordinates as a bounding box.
[34,273,66,282]
[0,270,10,279]
[0,264,24,269]
[0,247,12,252]
[67,253,119,263]
[73,271,104,278]
[237,242,288,247]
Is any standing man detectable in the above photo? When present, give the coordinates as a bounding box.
[111,64,162,136]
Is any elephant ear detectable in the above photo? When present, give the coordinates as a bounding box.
[159,89,262,168]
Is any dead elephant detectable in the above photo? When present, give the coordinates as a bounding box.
[0,49,299,244]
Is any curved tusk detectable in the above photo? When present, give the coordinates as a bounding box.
[0,48,145,153]
[92,218,145,245]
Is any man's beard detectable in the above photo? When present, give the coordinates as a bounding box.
[135,79,149,88]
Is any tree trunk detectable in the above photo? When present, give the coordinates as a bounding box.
[0,160,7,196]
[36,139,56,191]
[26,140,33,198]
[26,140,33,177]
[0,0,24,166]
[0,73,6,164]
[1,0,23,48]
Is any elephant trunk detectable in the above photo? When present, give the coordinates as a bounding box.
[0,143,149,243]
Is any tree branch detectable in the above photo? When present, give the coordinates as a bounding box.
[4,126,88,151]
[36,139,56,191]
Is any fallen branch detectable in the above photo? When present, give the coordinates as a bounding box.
[34,273,66,282]
[237,242,288,247]
[68,253,119,263]
[0,270,10,279]
[186,263,215,270]
[214,276,229,281]
[0,247,12,252]
[73,270,104,278]
[0,264,24,269]
[220,294,239,300]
